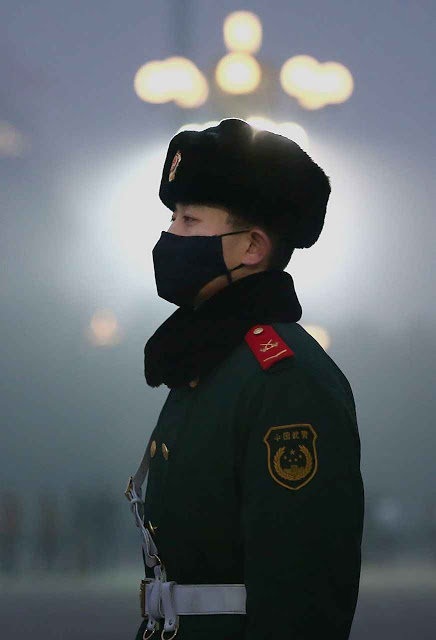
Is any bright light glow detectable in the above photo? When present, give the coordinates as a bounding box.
[134,61,173,104]
[202,120,221,129]
[174,81,208,108]
[134,57,208,108]
[86,309,123,347]
[281,56,319,93]
[283,137,370,328]
[0,121,29,157]
[223,11,262,54]
[165,57,209,108]
[175,123,204,134]
[177,117,310,151]
[277,122,309,151]
[59,143,171,305]
[280,55,354,109]
[60,136,369,323]
[318,62,353,104]
[300,324,331,351]
[215,52,261,94]
[297,93,328,111]
[176,121,220,135]
[246,116,309,150]
[246,116,277,133]
[99,146,169,279]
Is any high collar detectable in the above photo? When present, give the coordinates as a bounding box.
[144,269,302,389]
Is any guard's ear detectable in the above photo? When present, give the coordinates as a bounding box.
[244,228,272,267]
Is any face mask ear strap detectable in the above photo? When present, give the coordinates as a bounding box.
[220,229,251,237]
[225,262,245,285]
[220,229,251,285]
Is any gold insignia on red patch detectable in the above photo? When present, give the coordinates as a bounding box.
[169,150,182,182]
[244,325,295,370]
[263,424,318,490]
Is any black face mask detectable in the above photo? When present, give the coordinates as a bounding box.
[152,229,251,307]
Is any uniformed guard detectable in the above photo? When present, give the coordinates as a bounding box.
[125,118,364,640]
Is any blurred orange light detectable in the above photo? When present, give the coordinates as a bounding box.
[215,52,261,94]
[0,121,28,157]
[86,309,123,347]
[134,61,173,103]
[280,55,354,109]
[223,11,263,54]
[134,57,208,108]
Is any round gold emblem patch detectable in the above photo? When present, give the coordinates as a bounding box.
[263,423,318,490]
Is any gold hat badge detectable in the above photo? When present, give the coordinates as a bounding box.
[169,150,182,182]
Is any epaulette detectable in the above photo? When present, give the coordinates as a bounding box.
[244,324,295,371]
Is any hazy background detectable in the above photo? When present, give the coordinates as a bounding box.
[1,1,435,638]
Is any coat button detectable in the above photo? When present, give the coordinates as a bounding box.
[253,327,264,334]
[150,440,157,458]
[147,520,158,538]
[189,377,199,388]
[162,443,169,460]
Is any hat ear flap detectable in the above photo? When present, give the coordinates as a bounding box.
[291,178,331,248]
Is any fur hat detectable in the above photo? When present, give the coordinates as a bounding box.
[159,118,331,249]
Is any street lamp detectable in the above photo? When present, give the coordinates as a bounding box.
[134,9,354,112]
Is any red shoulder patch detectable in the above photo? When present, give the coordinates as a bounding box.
[244,325,295,371]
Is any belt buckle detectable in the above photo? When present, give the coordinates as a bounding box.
[140,577,154,618]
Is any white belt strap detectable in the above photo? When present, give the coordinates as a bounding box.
[125,433,247,637]
[158,583,247,615]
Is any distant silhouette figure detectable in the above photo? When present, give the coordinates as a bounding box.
[90,489,119,571]
[424,495,436,562]
[70,493,94,575]
[0,489,22,576]
[35,493,60,571]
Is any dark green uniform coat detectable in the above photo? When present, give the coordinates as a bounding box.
[135,319,364,640]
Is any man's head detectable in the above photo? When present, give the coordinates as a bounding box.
[168,202,281,307]
[155,118,330,307]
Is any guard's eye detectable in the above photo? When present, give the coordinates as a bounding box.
[171,215,194,223]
